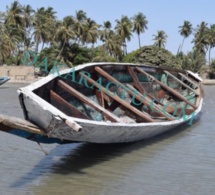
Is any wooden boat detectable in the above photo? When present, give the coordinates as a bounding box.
[10,62,203,143]
[0,76,10,86]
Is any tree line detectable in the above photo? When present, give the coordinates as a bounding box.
[0,1,215,74]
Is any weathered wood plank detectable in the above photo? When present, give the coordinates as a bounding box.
[178,72,199,89]
[127,66,145,94]
[94,66,174,121]
[80,71,155,122]
[127,66,164,106]
[95,90,108,121]
[50,90,90,120]
[164,70,199,95]
[136,67,198,109]
[58,80,120,123]
[0,114,46,135]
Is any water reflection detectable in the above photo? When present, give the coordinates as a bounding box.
[1,84,215,195]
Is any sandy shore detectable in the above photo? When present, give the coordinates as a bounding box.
[202,79,215,85]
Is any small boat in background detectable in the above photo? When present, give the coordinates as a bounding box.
[0,76,10,86]
[8,62,203,144]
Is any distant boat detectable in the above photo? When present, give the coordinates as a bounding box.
[0,76,10,86]
[0,63,204,144]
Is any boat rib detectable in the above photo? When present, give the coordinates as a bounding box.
[58,80,120,123]
[94,66,174,121]
[135,67,198,110]
[80,71,155,122]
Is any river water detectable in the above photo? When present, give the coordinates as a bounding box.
[0,83,215,195]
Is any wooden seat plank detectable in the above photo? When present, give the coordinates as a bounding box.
[94,66,174,121]
[58,80,120,123]
[164,70,199,95]
[135,67,198,110]
[50,90,91,120]
[80,72,155,122]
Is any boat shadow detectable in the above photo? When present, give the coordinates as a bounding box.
[51,117,201,174]
[10,116,201,188]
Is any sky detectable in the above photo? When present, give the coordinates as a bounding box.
[1,0,215,60]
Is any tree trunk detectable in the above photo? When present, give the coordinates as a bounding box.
[124,39,127,55]
[138,34,141,49]
[58,40,66,58]
[180,37,185,52]
[35,41,39,54]
[209,46,211,66]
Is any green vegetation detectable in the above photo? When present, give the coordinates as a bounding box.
[123,46,181,69]
[176,50,206,73]
[210,59,215,78]
[0,1,215,77]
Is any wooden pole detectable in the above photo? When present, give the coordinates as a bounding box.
[135,67,198,109]
[178,73,199,89]
[94,66,174,121]
[164,70,199,95]
[79,72,155,122]
[58,80,120,123]
[127,66,164,106]
[0,114,46,135]
[50,90,91,120]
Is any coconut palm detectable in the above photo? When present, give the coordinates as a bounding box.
[54,16,75,58]
[192,22,208,55]
[153,30,168,48]
[100,21,112,42]
[45,7,57,21]
[82,18,100,47]
[4,1,24,28]
[23,4,34,28]
[22,5,34,51]
[180,49,205,73]
[131,12,148,48]
[206,24,215,65]
[0,25,21,64]
[73,10,87,44]
[33,7,56,53]
[178,20,192,53]
[102,30,122,57]
[115,16,133,55]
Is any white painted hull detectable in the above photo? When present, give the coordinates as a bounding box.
[18,63,203,143]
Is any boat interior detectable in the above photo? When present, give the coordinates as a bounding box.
[32,64,202,123]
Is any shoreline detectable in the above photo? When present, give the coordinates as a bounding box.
[202,79,215,85]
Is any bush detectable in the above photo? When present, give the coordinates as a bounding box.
[123,45,181,68]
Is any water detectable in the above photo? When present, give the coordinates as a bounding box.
[0,83,215,195]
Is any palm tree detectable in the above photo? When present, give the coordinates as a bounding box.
[178,20,192,53]
[180,50,205,73]
[206,24,215,65]
[0,25,21,64]
[33,7,55,53]
[115,16,133,55]
[100,21,112,42]
[5,1,24,28]
[22,5,34,51]
[82,18,100,47]
[73,10,87,44]
[54,16,75,58]
[153,30,167,48]
[102,30,122,58]
[131,12,148,48]
[192,22,208,56]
